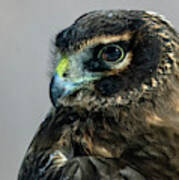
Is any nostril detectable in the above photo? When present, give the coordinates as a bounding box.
[63,72,68,77]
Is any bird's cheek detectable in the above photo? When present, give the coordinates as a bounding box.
[95,77,122,96]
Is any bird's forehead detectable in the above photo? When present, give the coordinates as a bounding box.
[55,10,147,52]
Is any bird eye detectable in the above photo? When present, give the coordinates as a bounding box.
[97,44,125,63]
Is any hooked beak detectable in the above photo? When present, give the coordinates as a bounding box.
[49,55,101,107]
[49,55,76,107]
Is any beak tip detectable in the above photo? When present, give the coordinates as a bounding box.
[49,74,60,107]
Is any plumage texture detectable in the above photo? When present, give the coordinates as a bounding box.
[18,10,179,180]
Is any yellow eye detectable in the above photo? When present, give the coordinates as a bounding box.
[97,44,125,63]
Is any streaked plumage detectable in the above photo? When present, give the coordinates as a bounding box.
[18,10,179,180]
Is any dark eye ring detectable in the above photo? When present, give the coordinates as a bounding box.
[97,44,125,63]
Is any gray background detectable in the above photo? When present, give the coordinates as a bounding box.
[0,0,178,179]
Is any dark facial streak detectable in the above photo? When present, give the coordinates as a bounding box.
[95,76,125,96]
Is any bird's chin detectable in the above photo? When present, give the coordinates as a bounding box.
[55,88,118,111]
[56,88,93,108]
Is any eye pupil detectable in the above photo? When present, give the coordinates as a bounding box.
[102,46,122,62]
[98,44,125,63]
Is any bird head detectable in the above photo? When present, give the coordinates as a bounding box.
[50,10,178,109]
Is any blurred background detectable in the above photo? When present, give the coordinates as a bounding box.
[0,0,178,179]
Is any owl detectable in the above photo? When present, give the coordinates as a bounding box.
[18,10,179,180]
